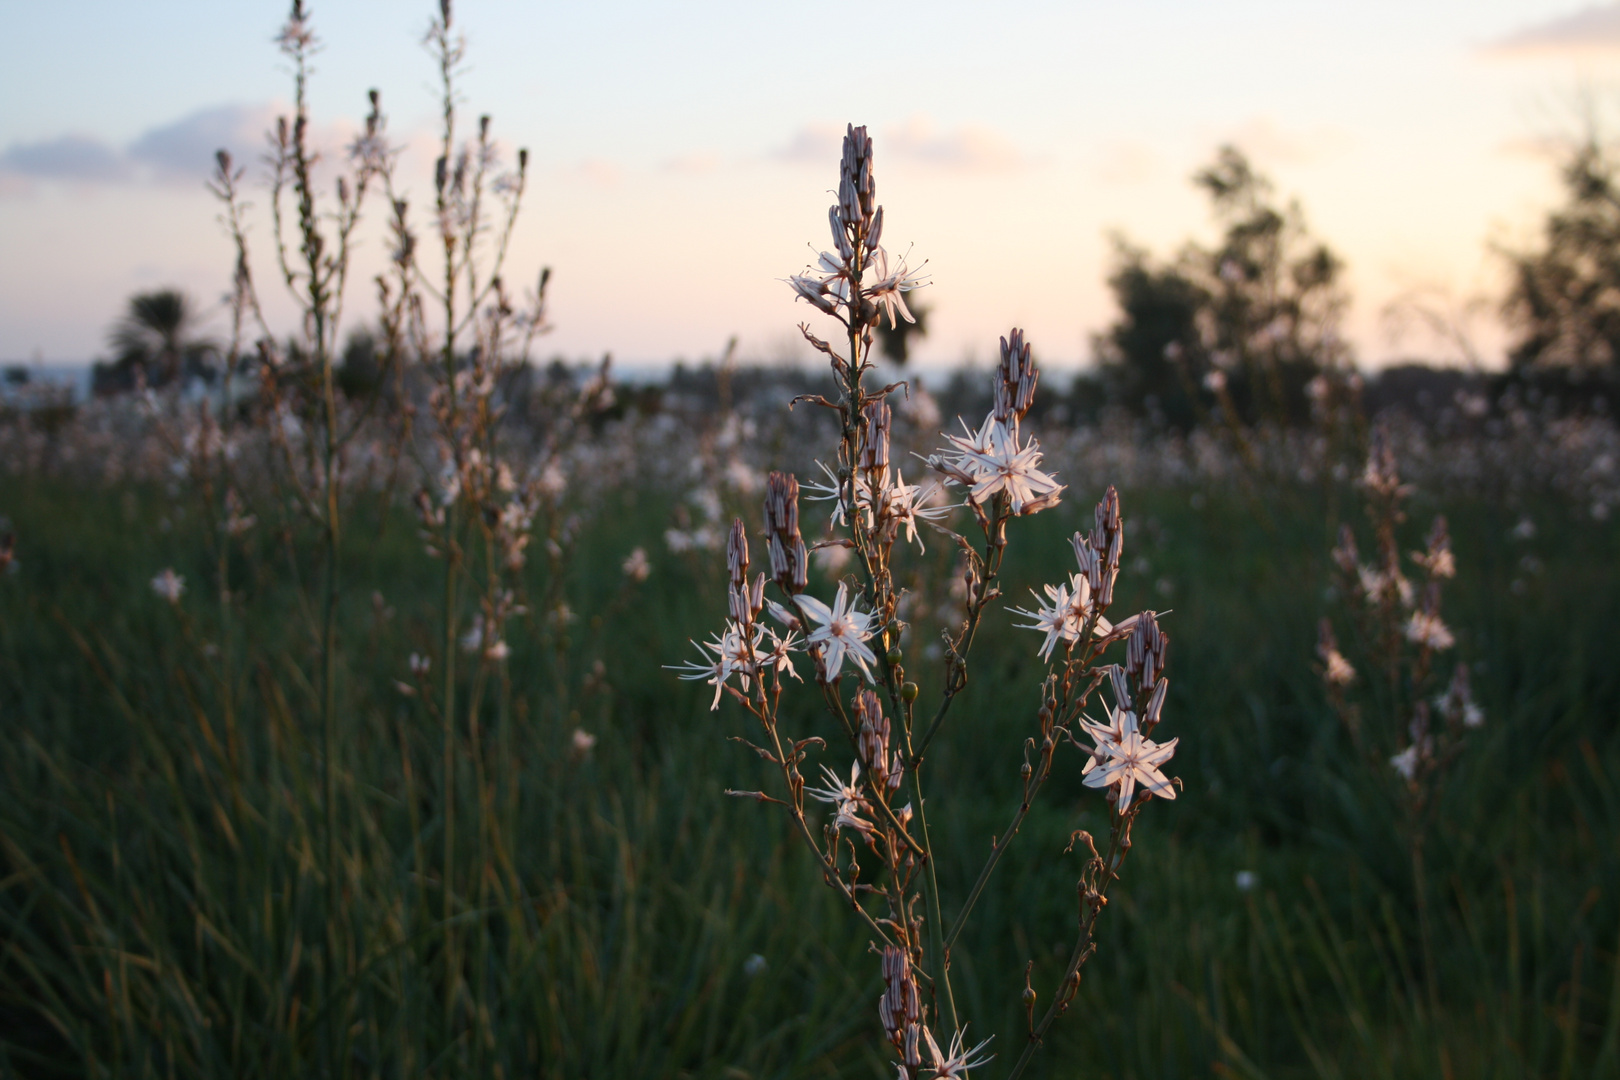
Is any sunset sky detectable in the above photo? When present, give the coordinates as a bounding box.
[3,1,1619,373]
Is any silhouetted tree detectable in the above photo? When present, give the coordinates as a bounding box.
[96,289,216,393]
[1502,135,1620,374]
[875,300,930,366]
[1095,146,1350,427]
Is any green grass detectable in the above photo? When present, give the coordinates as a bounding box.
[0,471,1616,1078]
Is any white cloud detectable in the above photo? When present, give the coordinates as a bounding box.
[772,122,843,165]
[1217,116,1353,165]
[1092,140,1161,185]
[0,134,132,186]
[1485,4,1620,55]
[662,152,720,175]
[772,116,1026,174]
[127,104,276,179]
[577,158,622,187]
[0,103,356,196]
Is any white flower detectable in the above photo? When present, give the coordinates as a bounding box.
[666,622,798,709]
[920,1025,994,1079]
[806,761,876,837]
[1235,870,1258,892]
[928,412,1063,515]
[877,469,953,551]
[1390,744,1422,781]
[1082,709,1177,812]
[1010,573,1112,661]
[865,246,929,329]
[622,546,651,582]
[1404,610,1454,651]
[571,727,597,753]
[795,583,879,682]
[537,461,567,499]
[1322,648,1355,687]
[151,568,185,604]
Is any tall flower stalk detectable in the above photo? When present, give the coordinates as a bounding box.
[674,125,1184,1078]
[1318,428,1483,1024]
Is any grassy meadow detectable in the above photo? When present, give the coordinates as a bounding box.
[1,456,1616,1079]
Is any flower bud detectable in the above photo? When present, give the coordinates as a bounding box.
[994,328,1039,427]
[726,517,749,588]
[764,472,808,594]
[861,399,891,475]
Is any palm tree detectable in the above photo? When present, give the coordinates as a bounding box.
[106,289,214,388]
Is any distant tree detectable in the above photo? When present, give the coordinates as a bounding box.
[875,300,930,366]
[1095,145,1351,427]
[97,289,216,393]
[1502,135,1620,374]
[336,326,382,398]
[1093,238,1208,429]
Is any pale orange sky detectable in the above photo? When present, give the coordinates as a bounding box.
[2,1,1618,372]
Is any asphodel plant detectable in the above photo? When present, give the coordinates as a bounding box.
[671,125,1181,1078]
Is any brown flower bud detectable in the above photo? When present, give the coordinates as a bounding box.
[726,518,749,588]
[861,399,891,474]
[763,472,808,594]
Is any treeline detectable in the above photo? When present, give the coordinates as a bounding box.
[85,132,1620,429]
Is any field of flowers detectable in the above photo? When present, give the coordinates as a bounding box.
[1,369,1617,1078]
[2,4,1618,1074]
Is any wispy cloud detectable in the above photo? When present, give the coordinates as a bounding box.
[1218,116,1354,165]
[772,116,1027,173]
[0,103,277,195]
[128,104,276,178]
[771,122,843,165]
[0,134,132,183]
[1484,4,1620,55]
[577,158,622,187]
[885,116,1025,173]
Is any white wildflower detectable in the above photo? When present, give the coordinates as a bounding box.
[920,1025,994,1079]
[795,583,879,682]
[622,546,651,582]
[806,761,876,837]
[1322,648,1355,687]
[865,246,929,329]
[1390,744,1422,781]
[1404,610,1455,651]
[151,568,185,604]
[1082,708,1177,812]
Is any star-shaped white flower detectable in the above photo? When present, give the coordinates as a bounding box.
[806,761,876,836]
[926,412,1063,515]
[1082,709,1177,812]
[865,246,929,329]
[959,432,1063,515]
[666,621,798,708]
[1011,573,1114,661]
[795,583,879,682]
[920,1025,994,1079]
[1404,610,1454,650]
[877,468,954,551]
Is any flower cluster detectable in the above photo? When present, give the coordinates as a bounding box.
[1320,435,1482,798]
[803,401,954,552]
[786,125,928,330]
[678,125,1181,1080]
[925,332,1063,516]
